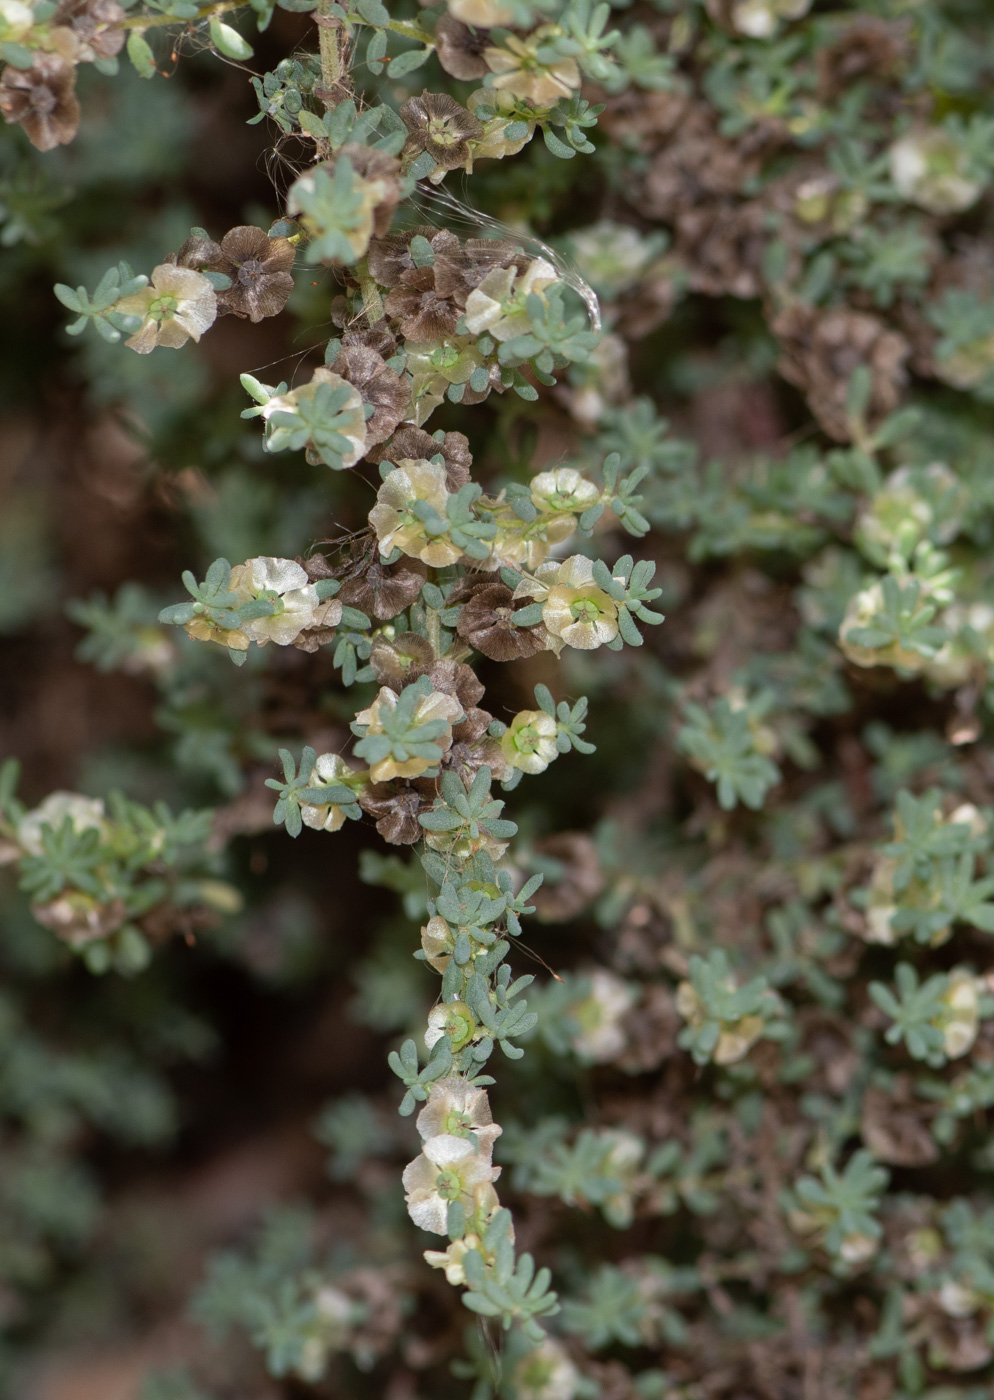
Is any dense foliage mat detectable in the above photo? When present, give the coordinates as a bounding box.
[3,0,994,1397]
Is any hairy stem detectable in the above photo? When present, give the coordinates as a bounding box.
[316,0,346,110]
[355,258,385,326]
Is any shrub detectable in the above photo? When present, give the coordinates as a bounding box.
[2,0,994,1396]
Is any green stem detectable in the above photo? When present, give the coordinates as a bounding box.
[425,591,443,657]
[116,0,434,45]
[355,258,384,326]
[118,0,239,30]
[316,0,344,108]
[349,13,434,45]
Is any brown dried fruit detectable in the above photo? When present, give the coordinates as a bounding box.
[382,425,472,491]
[772,302,909,442]
[339,143,404,238]
[290,628,335,653]
[54,0,125,60]
[331,344,409,446]
[359,783,425,844]
[0,53,80,152]
[433,237,528,307]
[342,318,399,359]
[180,225,295,323]
[298,552,336,581]
[338,553,428,621]
[411,657,485,710]
[445,707,505,783]
[677,200,771,300]
[369,633,436,688]
[597,86,689,154]
[400,91,484,172]
[384,266,462,343]
[367,227,459,287]
[456,580,548,661]
[635,100,786,304]
[641,104,764,219]
[434,15,489,80]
